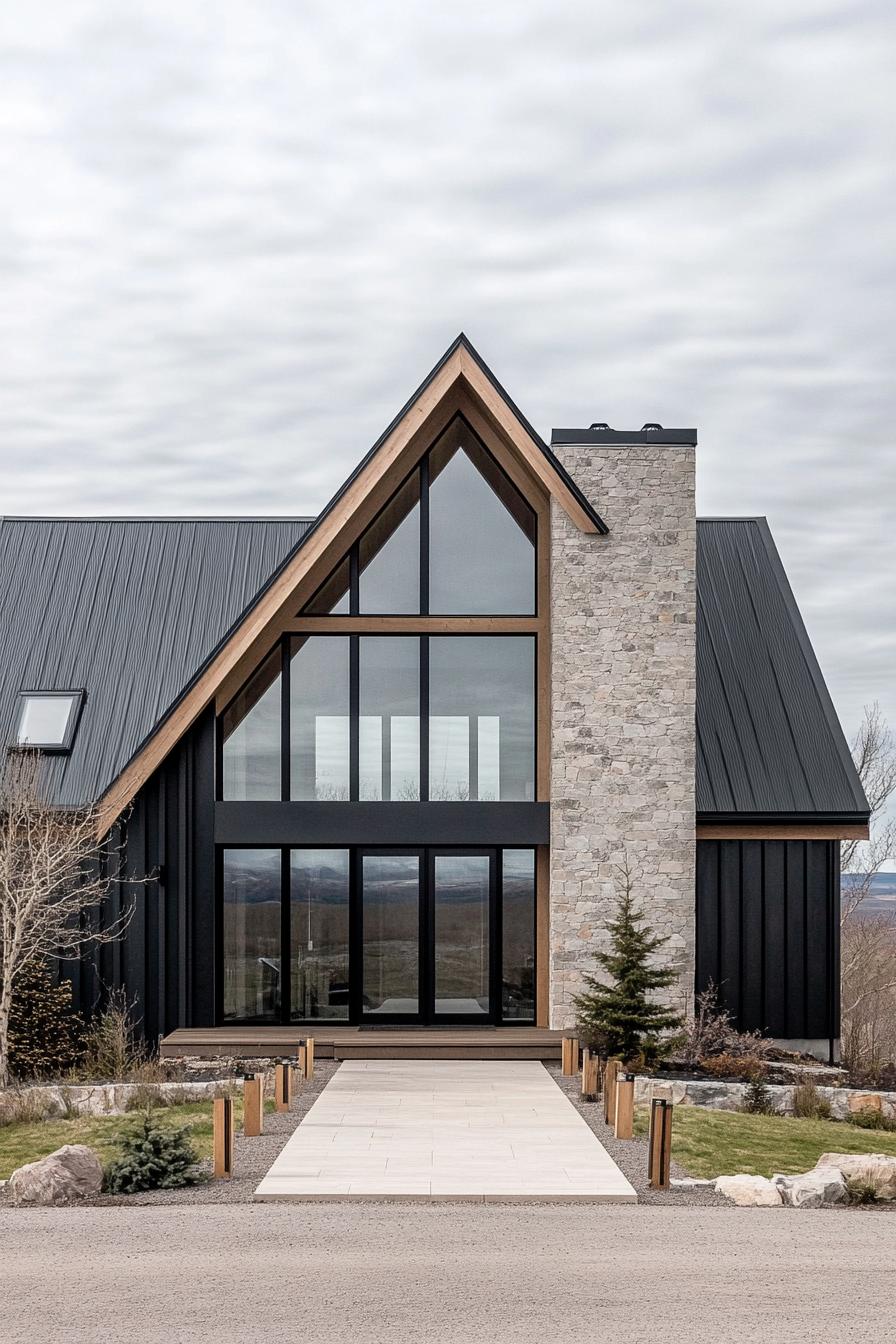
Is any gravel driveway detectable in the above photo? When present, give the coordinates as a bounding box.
[2,1202,894,1344]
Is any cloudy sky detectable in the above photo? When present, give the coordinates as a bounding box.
[1,2,894,839]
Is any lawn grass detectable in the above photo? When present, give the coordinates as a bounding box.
[633,1105,896,1179]
[0,1097,274,1179]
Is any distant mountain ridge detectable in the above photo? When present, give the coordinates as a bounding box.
[841,872,896,917]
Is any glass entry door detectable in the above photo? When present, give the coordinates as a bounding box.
[431,852,492,1019]
[360,853,422,1019]
[359,848,496,1023]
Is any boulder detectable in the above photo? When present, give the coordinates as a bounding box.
[8,1145,103,1207]
[815,1153,896,1201]
[714,1174,783,1207]
[772,1167,848,1208]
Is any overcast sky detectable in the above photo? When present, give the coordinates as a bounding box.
[1,3,894,844]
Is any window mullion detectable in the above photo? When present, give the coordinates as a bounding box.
[350,634,360,800]
[420,635,429,802]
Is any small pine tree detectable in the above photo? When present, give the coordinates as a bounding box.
[573,858,682,1063]
[104,1114,200,1193]
[6,960,86,1080]
[742,1076,774,1115]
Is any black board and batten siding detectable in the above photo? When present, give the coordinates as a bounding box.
[62,709,216,1043]
[696,839,840,1045]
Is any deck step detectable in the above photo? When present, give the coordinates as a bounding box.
[160,1027,564,1062]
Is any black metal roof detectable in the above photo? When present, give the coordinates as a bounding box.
[696,518,868,821]
[0,511,867,822]
[0,517,311,807]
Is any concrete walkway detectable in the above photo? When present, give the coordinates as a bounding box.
[254,1059,636,1201]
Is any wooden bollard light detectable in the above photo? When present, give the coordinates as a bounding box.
[614,1073,635,1140]
[275,1060,291,1112]
[561,1036,579,1076]
[243,1073,264,1137]
[648,1098,674,1190]
[305,1037,315,1080]
[213,1096,234,1179]
[581,1049,600,1103]
[603,1058,620,1126]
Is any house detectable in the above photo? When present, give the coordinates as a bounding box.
[0,336,869,1060]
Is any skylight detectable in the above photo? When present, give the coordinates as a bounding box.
[16,691,85,753]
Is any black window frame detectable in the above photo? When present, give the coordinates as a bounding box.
[300,413,538,620]
[214,842,537,1028]
[217,632,537,805]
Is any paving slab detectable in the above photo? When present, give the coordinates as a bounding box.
[254,1059,636,1201]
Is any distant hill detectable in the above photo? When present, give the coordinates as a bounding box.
[841,872,896,918]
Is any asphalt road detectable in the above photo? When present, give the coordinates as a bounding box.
[2,1204,894,1344]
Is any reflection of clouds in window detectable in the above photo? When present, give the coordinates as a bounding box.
[290,637,350,800]
[477,716,500,801]
[429,638,534,802]
[429,424,535,616]
[359,637,420,800]
[429,716,470,800]
[222,653,281,800]
[313,717,350,800]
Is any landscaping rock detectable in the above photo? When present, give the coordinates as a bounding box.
[714,1174,783,1207]
[815,1153,896,1201]
[772,1167,848,1208]
[8,1144,103,1206]
[671,1177,714,1189]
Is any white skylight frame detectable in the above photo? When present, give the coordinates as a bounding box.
[15,689,86,753]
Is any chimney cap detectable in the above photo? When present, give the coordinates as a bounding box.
[551,426,697,447]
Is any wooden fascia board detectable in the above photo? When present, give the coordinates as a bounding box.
[95,347,593,834]
[457,348,601,534]
[696,823,869,841]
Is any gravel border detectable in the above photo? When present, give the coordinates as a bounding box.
[547,1064,728,1206]
[88,1061,339,1207]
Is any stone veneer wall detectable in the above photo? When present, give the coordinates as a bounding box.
[549,442,697,1028]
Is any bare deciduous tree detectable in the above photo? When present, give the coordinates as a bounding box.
[0,750,134,1087]
[841,702,896,925]
[841,915,896,1081]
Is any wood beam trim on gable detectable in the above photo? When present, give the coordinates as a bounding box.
[696,823,869,841]
[95,344,589,834]
[95,353,466,835]
[457,349,601,534]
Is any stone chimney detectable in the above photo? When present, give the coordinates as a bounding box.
[548,425,697,1028]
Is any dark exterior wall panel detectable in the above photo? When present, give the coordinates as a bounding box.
[64,708,215,1044]
[696,838,839,1044]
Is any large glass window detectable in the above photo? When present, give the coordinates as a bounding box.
[433,854,490,1016]
[501,849,536,1022]
[299,417,536,617]
[362,854,420,1015]
[290,850,350,1021]
[359,471,420,613]
[222,849,281,1020]
[221,651,281,800]
[359,637,420,800]
[289,636,350,800]
[429,637,535,801]
[429,422,536,615]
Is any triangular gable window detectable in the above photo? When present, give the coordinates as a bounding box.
[300,417,535,616]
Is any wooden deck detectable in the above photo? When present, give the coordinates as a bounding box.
[160,1026,564,1062]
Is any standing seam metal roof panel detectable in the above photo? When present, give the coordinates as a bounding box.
[696,518,868,818]
[0,518,311,808]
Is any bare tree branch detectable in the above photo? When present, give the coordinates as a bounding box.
[841,702,896,925]
[0,750,145,1086]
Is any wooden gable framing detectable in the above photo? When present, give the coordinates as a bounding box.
[95,335,605,835]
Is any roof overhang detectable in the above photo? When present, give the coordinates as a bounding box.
[94,335,606,835]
